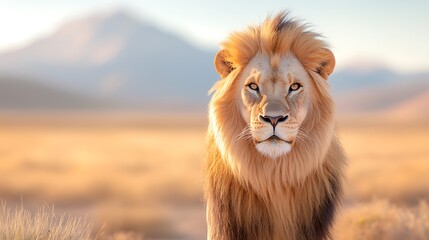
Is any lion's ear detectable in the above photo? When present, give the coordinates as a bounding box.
[317,49,336,80]
[214,49,235,79]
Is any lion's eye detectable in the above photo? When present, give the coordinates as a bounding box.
[247,83,259,91]
[289,83,302,92]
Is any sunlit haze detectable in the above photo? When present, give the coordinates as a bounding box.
[0,1,428,239]
[0,0,428,73]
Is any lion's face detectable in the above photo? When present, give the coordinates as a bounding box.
[238,54,310,159]
[210,13,337,185]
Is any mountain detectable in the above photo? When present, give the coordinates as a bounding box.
[0,10,218,110]
[330,67,399,95]
[0,76,105,110]
[384,90,429,120]
[330,67,429,119]
[0,10,427,118]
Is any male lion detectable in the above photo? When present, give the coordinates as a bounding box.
[205,12,346,240]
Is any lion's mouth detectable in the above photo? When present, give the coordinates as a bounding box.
[257,135,292,144]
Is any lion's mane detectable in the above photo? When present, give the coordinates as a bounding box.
[204,12,346,240]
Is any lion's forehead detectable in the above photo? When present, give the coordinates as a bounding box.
[245,54,310,87]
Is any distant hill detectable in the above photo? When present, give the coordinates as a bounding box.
[0,9,427,119]
[331,68,429,119]
[0,76,105,110]
[0,10,218,111]
[383,90,429,120]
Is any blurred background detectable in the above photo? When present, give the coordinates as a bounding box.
[0,1,428,239]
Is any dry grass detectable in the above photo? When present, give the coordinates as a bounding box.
[0,114,427,239]
[339,120,429,205]
[0,201,93,240]
[0,114,206,239]
[334,199,429,240]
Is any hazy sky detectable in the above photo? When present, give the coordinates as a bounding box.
[0,0,428,72]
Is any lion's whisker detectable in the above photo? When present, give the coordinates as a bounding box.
[296,128,314,144]
[235,124,253,142]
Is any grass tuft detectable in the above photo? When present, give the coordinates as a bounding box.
[0,201,93,240]
[335,199,429,240]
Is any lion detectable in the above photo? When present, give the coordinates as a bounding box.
[204,12,346,240]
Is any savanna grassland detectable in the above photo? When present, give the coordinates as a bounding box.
[0,113,428,239]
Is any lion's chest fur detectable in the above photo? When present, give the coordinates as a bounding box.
[204,135,343,240]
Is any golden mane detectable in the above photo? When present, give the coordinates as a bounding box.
[205,12,346,240]
[221,12,333,79]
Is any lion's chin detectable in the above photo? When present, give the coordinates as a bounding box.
[255,140,292,159]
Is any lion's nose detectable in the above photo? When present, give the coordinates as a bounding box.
[259,114,288,128]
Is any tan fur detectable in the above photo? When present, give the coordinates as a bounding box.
[205,12,346,240]
[220,12,335,79]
